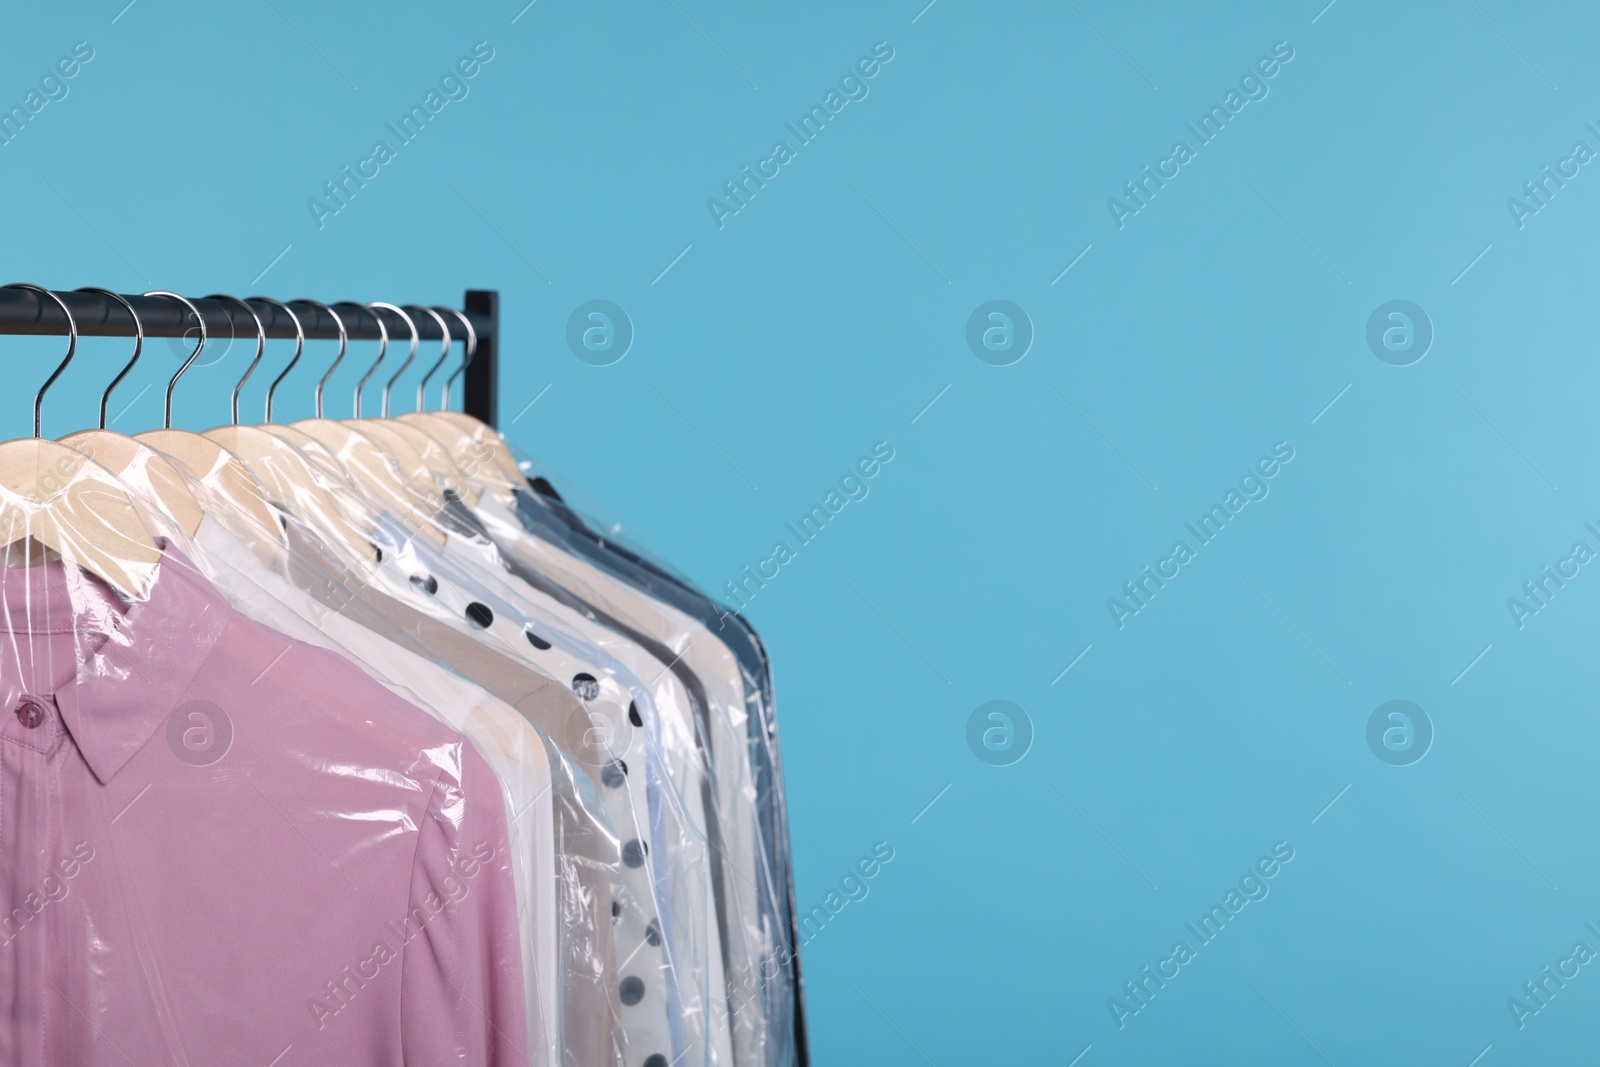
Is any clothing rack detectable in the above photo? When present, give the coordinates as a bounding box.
[0,281,813,1067]
[0,287,501,427]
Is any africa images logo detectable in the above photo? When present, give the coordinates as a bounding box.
[718,441,895,620]
[1106,441,1295,629]
[1106,41,1295,229]
[307,42,495,229]
[966,301,1033,366]
[707,41,896,229]
[966,700,1033,766]
[165,699,232,767]
[1108,841,1296,1029]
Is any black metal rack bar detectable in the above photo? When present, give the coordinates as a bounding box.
[0,287,501,427]
[462,289,498,433]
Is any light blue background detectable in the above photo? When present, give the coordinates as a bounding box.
[2,1,1597,1063]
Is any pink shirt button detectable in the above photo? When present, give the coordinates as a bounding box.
[14,700,45,729]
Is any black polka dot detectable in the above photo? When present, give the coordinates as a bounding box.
[572,673,599,701]
[524,628,551,650]
[622,839,648,868]
[644,919,661,947]
[464,602,493,628]
[628,701,642,728]
[409,573,438,595]
[619,976,645,1006]
[644,1056,667,1067]
[601,759,627,788]
[611,899,621,920]
[369,543,384,563]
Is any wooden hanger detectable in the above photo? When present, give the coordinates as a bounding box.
[58,289,205,538]
[346,303,473,499]
[209,424,377,560]
[139,430,280,534]
[394,306,523,492]
[290,301,445,547]
[292,420,448,546]
[197,297,378,568]
[360,305,480,503]
[0,285,161,599]
[358,419,459,489]
[421,411,524,479]
[262,422,352,483]
[128,294,302,559]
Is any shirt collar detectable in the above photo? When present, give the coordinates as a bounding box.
[0,541,231,784]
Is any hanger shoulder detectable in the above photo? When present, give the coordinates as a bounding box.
[356,420,469,499]
[397,412,522,492]
[61,429,205,538]
[202,425,299,505]
[203,425,375,564]
[0,438,161,598]
[258,424,350,484]
[294,419,446,547]
[135,430,287,559]
[135,430,278,528]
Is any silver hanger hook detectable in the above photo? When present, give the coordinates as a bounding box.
[204,295,265,426]
[369,303,418,418]
[440,306,477,411]
[143,291,205,430]
[5,285,77,438]
[348,303,385,415]
[74,287,142,431]
[414,307,453,412]
[251,296,304,423]
[293,299,348,419]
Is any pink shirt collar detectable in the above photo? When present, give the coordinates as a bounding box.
[0,541,230,784]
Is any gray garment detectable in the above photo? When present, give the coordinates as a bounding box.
[281,518,625,1067]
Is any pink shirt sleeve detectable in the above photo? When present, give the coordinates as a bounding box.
[401,736,530,1066]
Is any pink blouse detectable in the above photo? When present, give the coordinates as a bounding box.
[0,545,528,1066]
